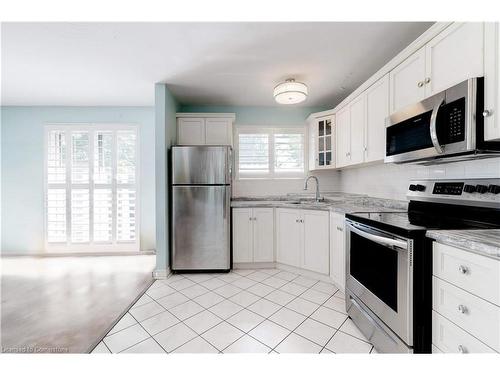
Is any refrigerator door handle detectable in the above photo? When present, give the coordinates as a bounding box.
[223,188,227,219]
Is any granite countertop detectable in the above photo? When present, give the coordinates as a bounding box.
[426,229,500,259]
[231,193,408,215]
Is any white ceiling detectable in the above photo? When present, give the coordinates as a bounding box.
[1,22,433,107]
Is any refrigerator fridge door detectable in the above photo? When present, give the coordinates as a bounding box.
[171,185,231,271]
[172,146,231,185]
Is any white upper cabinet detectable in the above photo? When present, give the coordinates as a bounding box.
[390,23,484,114]
[177,117,205,145]
[309,115,335,170]
[177,114,235,146]
[205,118,233,145]
[365,74,389,162]
[335,106,351,168]
[389,47,426,114]
[484,22,500,141]
[425,23,484,96]
[349,94,366,165]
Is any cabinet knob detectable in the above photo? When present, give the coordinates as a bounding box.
[458,304,468,314]
[337,226,343,232]
[457,345,467,354]
[425,77,431,84]
[417,81,424,88]
[458,265,469,274]
[483,109,492,117]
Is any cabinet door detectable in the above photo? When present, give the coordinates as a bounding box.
[253,208,274,262]
[178,118,205,145]
[365,74,389,162]
[349,94,366,165]
[330,213,346,290]
[308,119,319,170]
[205,118,233,145]
[425,23,484,97]
[232,208,253,263]
[484,22,500,141]
[389,47,426,113]
[302,210,329,275]
[276,208,301,268]
[335,106,351,168]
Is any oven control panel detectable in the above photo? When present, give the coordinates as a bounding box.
[432,182,464,195]
[407,179,500,207]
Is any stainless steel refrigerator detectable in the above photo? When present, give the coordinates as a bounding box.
[170,146,232,272]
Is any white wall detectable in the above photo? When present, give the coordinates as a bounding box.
[338,158,500,201]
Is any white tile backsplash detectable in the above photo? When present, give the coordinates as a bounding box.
[338,158,500,201]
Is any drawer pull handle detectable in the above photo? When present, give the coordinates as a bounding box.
[458,265,469,274]
[457,345,467,354]
[458,304,468,314]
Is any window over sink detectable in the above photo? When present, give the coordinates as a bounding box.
[236,126,306,179]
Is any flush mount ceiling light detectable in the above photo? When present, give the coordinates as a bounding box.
[273,79,308,105]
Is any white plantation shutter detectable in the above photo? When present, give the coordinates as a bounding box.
[45,124,139,251]
[274,132,305,173]
[237,127,306,178]
[238,133,270,175]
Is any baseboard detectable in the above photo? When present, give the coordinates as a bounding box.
[233,262,275,269]
[275,263,337,285]
[152,268,170,279]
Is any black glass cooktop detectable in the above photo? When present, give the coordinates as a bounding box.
[347,200,500,237]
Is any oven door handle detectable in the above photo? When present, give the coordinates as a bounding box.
[347,222,408,250]
[430,97,445,154]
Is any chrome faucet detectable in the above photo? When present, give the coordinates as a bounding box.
[304,175,323,202]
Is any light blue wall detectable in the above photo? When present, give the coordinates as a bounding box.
[1,106,155,254]
[179,105,328,126]
[155,85,180,274]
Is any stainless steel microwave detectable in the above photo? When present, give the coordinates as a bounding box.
[385,77,500,164]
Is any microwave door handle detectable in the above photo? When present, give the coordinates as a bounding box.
[347,222,408,250]
[430,98,445,154]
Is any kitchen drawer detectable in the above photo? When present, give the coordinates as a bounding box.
[432,311,496,353]
[433,242,500,305]
[433,276,500,351]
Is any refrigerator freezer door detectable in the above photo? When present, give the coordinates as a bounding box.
[172,146,231,185]
[172,185,231,271]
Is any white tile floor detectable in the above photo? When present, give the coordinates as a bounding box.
[92,268,377,354]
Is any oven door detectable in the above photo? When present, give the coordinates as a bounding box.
[346,220,413,345]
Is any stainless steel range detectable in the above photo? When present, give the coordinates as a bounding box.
[345,178,500,353]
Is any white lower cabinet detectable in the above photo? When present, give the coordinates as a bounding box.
[232,207,274,264]
[432,242,500,353]
[276,208,330,275]
[330,213,346,290]
[302,210,330,275]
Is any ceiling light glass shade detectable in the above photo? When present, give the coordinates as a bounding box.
[273,79,308,104]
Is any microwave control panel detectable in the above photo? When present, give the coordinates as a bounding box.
[437,97,466,144]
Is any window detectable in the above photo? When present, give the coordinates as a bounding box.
[236,127,306,179]
[45,124,139,251]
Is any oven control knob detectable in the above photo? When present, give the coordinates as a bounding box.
[409,184,417,191]
[463,184,476,193]
[476,185,488,194]
[415,184,426,192]
[488,185,500,194]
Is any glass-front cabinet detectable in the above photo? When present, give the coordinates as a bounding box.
[309,115,335,170]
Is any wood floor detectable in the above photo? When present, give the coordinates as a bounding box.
[1,254,155,353]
